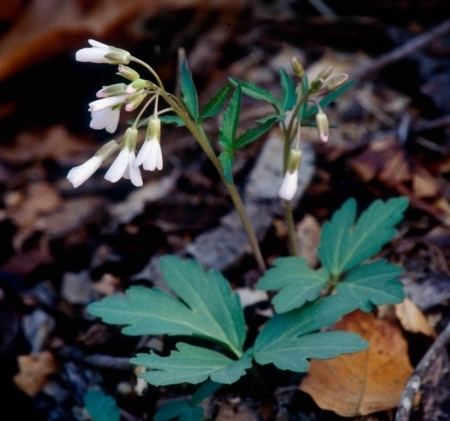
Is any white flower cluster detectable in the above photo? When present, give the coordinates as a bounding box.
[67,40,164,189]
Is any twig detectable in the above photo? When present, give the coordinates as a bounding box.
[352,19,450,80]
[395,319,450,421]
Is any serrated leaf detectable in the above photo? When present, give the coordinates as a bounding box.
[254,331,367,372]
[219,151,234,184]
[132,343,252,386]
[257,113,281,124]
[159,114,186,127]
[231,79,280,111]
[88,256,246,355]
[219,84,241,149]
[318,197,408,276]
[84,390,120,421]
[234,117,277,149]
[335,261,404,312]
[256,257,329,313]
[180,57,199,120]
[179,407,203,421]
[201,83,233,119]
[155,400,191,421]
[302,80,355,120]
[279,68,296,112]
[253,294,358,358]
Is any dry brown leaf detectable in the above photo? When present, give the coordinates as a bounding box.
[412,167,440,199]
[395,298,436,337]
[300,311,413,417]
[296,214,321,266]
[13,351,58,396]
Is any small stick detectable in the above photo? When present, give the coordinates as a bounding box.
[395,319,450,421]
[352,19,450,80]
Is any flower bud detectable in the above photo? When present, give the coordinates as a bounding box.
[316,110,329,143]
[125,91,147,112]
[316,65,333,81]
[96,83,127,98]
[104,46,131,65]
[291,57,304,78]
[117,65,140,81]
[126,79,151,94]
[325,73,349,91]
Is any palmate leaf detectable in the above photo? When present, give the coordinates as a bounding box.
[253,294,367,371]
[88,256,246,355]
[231,79,281,111]
[132,344,252,386]
[336,260,404,312]
[318,197,408,277]
[201,83,233,119]
[256,257,328,313]
[279,68,296,112]
[84,390,120,421]
[180,57,199,121]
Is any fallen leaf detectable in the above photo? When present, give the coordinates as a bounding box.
[300,311,413,417]
[395,298,436,337]
[236,287,268,308]
[412,167,440,199]
[296,214,320,266]
[13,351,58,396]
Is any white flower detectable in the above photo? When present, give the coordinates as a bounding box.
[67,156,102,188]
[90,107,121,133]
[136,138,163,170]
[75,39,130,65]
[279,169,298,201]
[88,94,127,134]
[104,148,142,186]
[316,110,329,143]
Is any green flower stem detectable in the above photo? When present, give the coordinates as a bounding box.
[281,93,309,256]
[159,91,267,272]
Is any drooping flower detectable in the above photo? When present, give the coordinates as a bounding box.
[67,140,119,188]
[279,149,302,201]
[104,128,142,186]
[136,117,163,171]
[75,39,130,65]
[88,94,127,134]
[316,109,329,143]
[279,169,299,201]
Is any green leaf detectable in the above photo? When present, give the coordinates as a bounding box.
[201,83,233,119]
[253,331,367,372]
[132,343,252,386]
[318,197,408,276]
[155,400,191,421]
[88,256,246,355]
[180,57,199,120]
[253,294,359,365]
[231,79,280,111]
[279,68,296,112]
[219,151,234,184]
[159,114,186,127]
[302,80,355,120]
[191,381,222,405]
[234,117,277,149]
[336,260,404,312]
[179,407,203,421]
[84,390,120,421]
[257,113,281,124]
[219,84,241,149]
[256,257,328,313]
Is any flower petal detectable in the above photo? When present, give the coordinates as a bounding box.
[67,156,102,188]
[90,108,120,133]
[135,140,152,166]
[128,152,143,187]
[89,95,127,112]
[104,149,130,183]
[278,170,298,201]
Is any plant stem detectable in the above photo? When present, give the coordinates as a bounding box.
[281,124,298,256]
[159,91,266,272]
